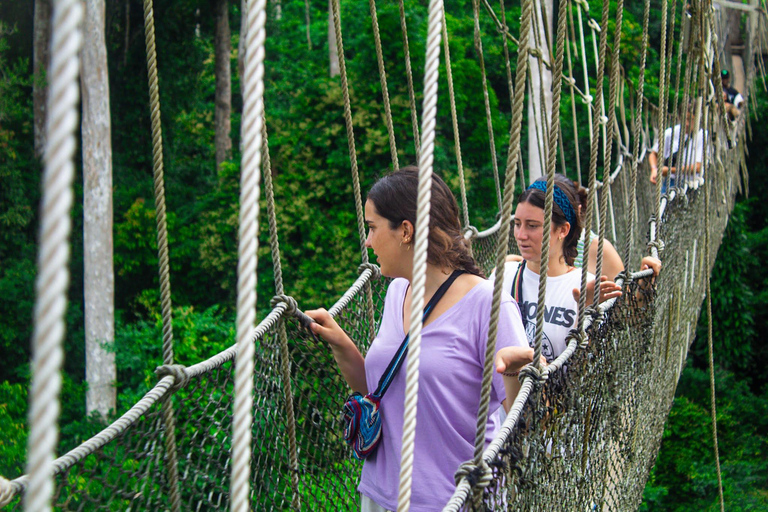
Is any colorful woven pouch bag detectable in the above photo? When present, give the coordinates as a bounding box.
[341,269,464,460]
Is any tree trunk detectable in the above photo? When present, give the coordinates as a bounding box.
[81,0,116,418]
[214,0,232,170]
[33,0,52,159]
[238,0,246,81]
[328,0,340,77]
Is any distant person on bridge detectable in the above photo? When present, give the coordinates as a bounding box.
[721,69,743,120]
[306,167,533,512]
[649,103,708,193]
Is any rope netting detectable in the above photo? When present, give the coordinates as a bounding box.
[3,0,765,510]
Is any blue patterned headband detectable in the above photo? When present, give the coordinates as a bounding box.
[527,180,577,226]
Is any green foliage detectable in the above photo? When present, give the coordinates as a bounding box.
[642,366,768,511]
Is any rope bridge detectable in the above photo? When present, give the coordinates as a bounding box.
[1,0,764,510]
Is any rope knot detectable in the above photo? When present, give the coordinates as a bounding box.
[588,19,601,32]
[271,294,298,316]
[463,225,480,241]
[155,364,190,393]
[598,115,609,126]
[453,460,493,489]
[564,76,576,87]
[647,239,665,254]
[519,363,548,384]
[358,263,382,281]
[570,329,589,350]
[528,48,542,58]
[0,476,15,507]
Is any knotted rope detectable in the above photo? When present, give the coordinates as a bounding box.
[369,0,399,170]
[595,0,625,283]
[457,0,533,504]
[262,114,301,509]
[472,0,502,211]
[398,0,420,159]
[331,0,377,342]
[396,1,444,510]
[579,0,614,327]
[231,0,266,509]
[441,13,470,230]
[24,1,81,510]
[702,83,725,512]
[142,1,181,508]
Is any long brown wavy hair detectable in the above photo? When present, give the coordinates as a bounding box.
[366,166,484,277]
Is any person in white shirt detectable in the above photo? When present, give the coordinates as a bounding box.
[648,105,708,192]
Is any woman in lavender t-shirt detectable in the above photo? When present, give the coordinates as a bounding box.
[306,167,532,511]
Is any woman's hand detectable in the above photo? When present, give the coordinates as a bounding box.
[494,346,540,375]
[305,308,353,348]
[305,308,367,393]
[640,256,662,277]
[572,276,622,305]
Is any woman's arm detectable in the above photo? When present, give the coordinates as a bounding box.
[305,308,368,394]
[495,346,537,412]
[587,238,625,280]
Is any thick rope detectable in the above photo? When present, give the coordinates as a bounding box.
[702,99,725,512]
[331,0,377,342]
[595,0,625,282]
[369,0,399,170]
[261,115,301,509]
[396,2,443,510]
[456,0,533,502]
[652,0,674,256]
[24,2,81,510]
[578,0,612,327]
[565,12,582,183]
[533,0,569,376]
[441,14,470,230]
[231,0,266,509]
[472,0,502,211]
[397,0,420,159]
[141,2,181,509]
[624,0,649,268]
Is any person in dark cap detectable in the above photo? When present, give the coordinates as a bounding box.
[721,69,743,119]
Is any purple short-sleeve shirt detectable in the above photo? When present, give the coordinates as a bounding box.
[357,278,527,511]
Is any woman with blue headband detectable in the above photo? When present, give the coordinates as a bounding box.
[493,176,622,377]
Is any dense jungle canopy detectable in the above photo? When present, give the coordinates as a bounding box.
[0,0,766,509]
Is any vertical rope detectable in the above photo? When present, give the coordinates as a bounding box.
[460,0,534,501]
[652,0,673,255]
[472,0,502,211]
[24,2,81,510]
[141,1,181,509]
[622,0,649,269]
[441,14,470,229]
[331,0,377,342]
[369,0,399,170]
[702,102,725,512]
[260,116,301,509]
[398,0,420,158]
[597,0,627,281]
[579,0,613,325]
[534,0,569,373]
[231,0,266,509]
[396,2,443,509]
[565,11,582,183]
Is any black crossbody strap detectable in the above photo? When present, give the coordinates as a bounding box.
[371,269,465,398]
[511,261,526,327]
